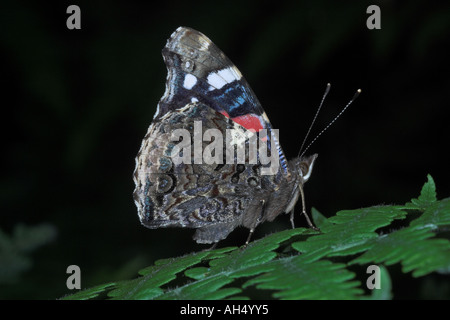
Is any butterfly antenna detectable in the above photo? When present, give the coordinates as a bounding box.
[298,83,331,158]
[299,88,362,158]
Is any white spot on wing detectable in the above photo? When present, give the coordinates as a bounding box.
[183,74,197,90]
[207,66,242,90]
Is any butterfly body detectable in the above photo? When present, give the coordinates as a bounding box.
[133,27,317,244]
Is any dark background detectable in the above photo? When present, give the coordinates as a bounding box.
[1,1,449,299]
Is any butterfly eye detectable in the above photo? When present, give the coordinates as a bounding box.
[299,154,318,183]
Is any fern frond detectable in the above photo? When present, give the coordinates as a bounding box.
[292,205,408,258]
[349,221,450,277]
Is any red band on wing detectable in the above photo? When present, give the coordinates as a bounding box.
[219,110,268,141]
[219,111,265,131]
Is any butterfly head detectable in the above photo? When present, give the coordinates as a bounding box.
[295,153,318,185]
[282,153,318,216]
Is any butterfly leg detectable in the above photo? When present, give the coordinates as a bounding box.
[289,208,295,229]
[204,242,218,251]
[245,199,266,246]
[299,184,320,231]
[245,229,254,246]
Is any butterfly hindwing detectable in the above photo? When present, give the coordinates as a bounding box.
[134,102,266,243]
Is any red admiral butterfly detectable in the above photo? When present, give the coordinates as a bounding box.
[133,27,320,244]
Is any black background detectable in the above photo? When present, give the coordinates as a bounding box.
[1,1,449,299]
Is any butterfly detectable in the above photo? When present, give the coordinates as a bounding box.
[133,27,319,245]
